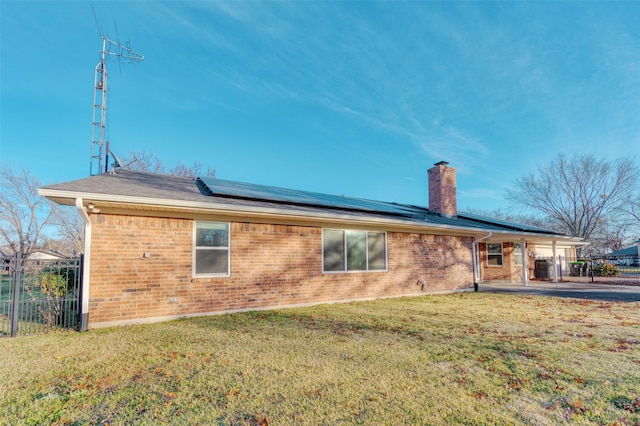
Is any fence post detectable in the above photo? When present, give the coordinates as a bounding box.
[10,251,23,337]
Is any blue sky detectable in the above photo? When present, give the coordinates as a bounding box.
[2,1,639,212]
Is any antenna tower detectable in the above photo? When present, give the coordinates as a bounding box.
[90,10,144,175]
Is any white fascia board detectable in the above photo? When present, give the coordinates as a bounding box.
[38,188,583,243]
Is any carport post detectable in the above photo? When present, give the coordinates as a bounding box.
[552,241,558,283]
[521,238,528,286]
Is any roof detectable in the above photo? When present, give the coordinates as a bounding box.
[608,245,640,257]
[39,169,582,244]
[0,247,68,259]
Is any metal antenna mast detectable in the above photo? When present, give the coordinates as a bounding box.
[90,9,144,175]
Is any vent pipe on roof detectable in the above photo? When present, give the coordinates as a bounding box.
[428,161,457,217]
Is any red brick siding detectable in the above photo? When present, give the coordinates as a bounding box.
[88,214,474,327]
[478,242,524,282]
[428,164,457,217]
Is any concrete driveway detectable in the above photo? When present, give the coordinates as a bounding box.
[480,281,640,302]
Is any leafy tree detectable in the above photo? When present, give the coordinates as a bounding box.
[0,164,57,255]
[506,154,639,249]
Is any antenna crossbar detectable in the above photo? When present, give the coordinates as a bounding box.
[89,15,144,176]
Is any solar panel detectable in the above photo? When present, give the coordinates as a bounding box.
[196,177,417,216]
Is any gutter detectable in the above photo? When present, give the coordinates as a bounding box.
[75,198,91,332]
[39,189,584,244]
[472,232,492,290]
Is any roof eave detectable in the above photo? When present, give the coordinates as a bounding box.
[38,188,583,244]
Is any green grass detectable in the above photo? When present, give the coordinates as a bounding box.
[1,293,639,425]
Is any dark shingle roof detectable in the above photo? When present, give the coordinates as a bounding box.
[41,169,568,237]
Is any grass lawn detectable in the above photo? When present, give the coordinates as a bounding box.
[1,293,639,425]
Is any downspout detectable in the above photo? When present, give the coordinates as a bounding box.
[472,232,492,291]
[75,198,91,332]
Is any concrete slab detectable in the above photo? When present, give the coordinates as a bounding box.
[480,281,640,302]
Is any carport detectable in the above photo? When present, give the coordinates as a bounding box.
[472,231,587,287]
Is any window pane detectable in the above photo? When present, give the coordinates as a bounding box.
[367,232,386,270]
[195,249,229,275]
[196,222,228,247]
[323,230,345,272]
[487,243,503,266]
[487,243,502,254]
[346,231,366,271]
[488,255,503,266]
[514,243,522,266]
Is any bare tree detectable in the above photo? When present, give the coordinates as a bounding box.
[49,207,84,255]
[115,149,164,173]
[506,154,639,245]
[584,215,637,255]
[629,197,640,224]
[0,165,57,255]
[169,161,216,178]
[115,149,216,178]
[462,208,561,232]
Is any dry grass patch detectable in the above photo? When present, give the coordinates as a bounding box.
[1,293,639,425]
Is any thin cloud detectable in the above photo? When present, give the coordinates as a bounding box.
[131,2,640,174]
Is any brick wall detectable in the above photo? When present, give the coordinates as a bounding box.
[88,213,474,327]
[478,242,525,282]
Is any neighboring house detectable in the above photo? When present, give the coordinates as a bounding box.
[1,247,68,272]
[0,248,11,272]
[0,247,68,261]
[607,240,640,266]
[26,249,68,261]
[39,162,583,330]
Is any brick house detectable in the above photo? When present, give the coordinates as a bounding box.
[39,162,582,330]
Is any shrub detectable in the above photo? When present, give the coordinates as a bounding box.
[593,262,620,277]
[23,271,72,328]
[39,272,67,297]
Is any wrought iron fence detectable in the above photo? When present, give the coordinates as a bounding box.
[531,254,640,284]
[585,254,640,284]
[0,252,82,337]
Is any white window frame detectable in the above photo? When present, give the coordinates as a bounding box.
[486,242,503,267]
[193,221,230,278]
[322,229,388,273]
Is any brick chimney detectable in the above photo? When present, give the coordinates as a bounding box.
[428,161,457,217]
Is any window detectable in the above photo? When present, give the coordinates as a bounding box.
[487,243,503,266]
[194,221,229,277]
[323,229,387,273]
[514,243,522,266]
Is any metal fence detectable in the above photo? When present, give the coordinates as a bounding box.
[532,255,640,284]
[0,253,82,337]
[584,254,640,284]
